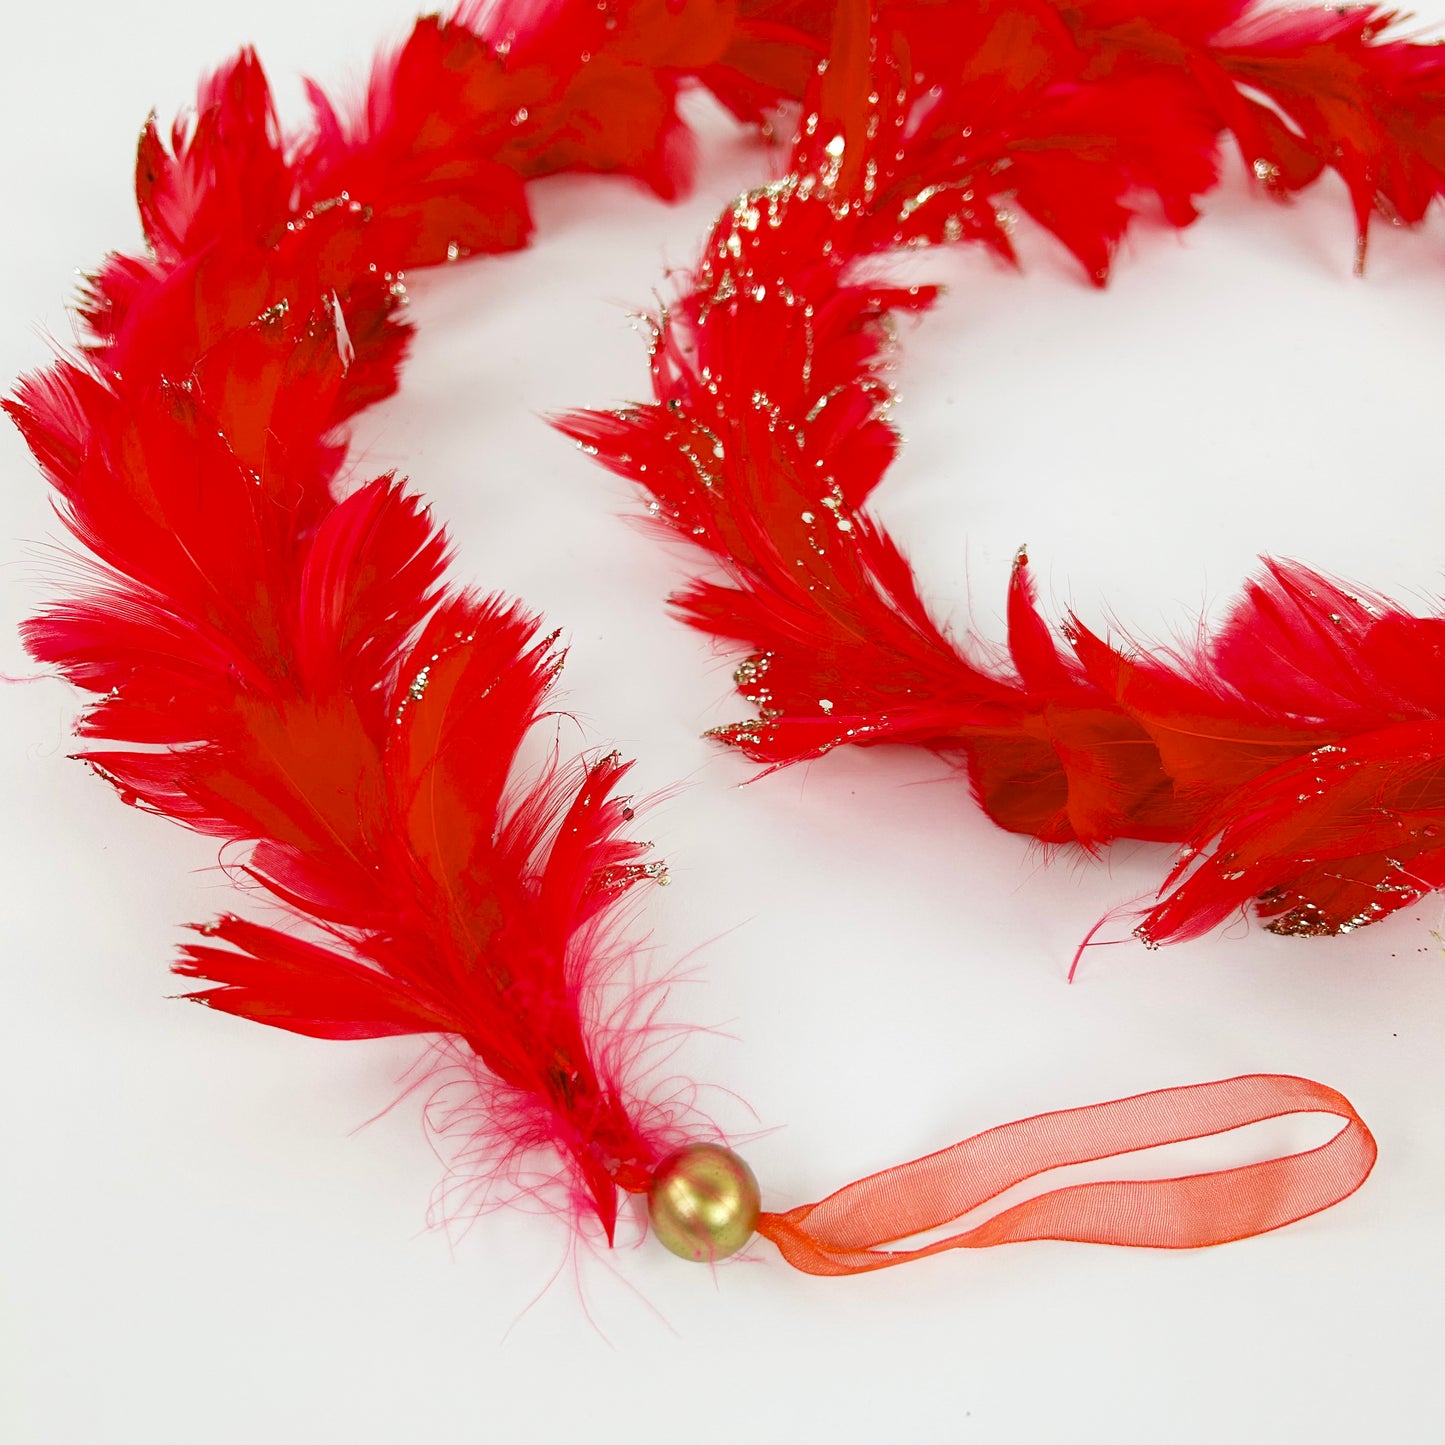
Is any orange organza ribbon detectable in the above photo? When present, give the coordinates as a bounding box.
[757,1074,1375,1276]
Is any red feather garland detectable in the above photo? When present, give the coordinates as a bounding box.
[6,0,1395,1284]
[563,0,1445,946]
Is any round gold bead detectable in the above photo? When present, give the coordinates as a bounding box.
[647,1144,761,1262]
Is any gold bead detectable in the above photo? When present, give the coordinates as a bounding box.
[648,1144,761,1262]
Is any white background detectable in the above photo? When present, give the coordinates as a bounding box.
[4,3,1445,1441]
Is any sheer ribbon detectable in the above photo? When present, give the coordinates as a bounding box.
[757,1075,1375,1276]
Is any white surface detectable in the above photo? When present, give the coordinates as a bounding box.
[3,4,1444,1443]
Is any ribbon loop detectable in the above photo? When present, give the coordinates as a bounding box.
[756,1075,1375,1276]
